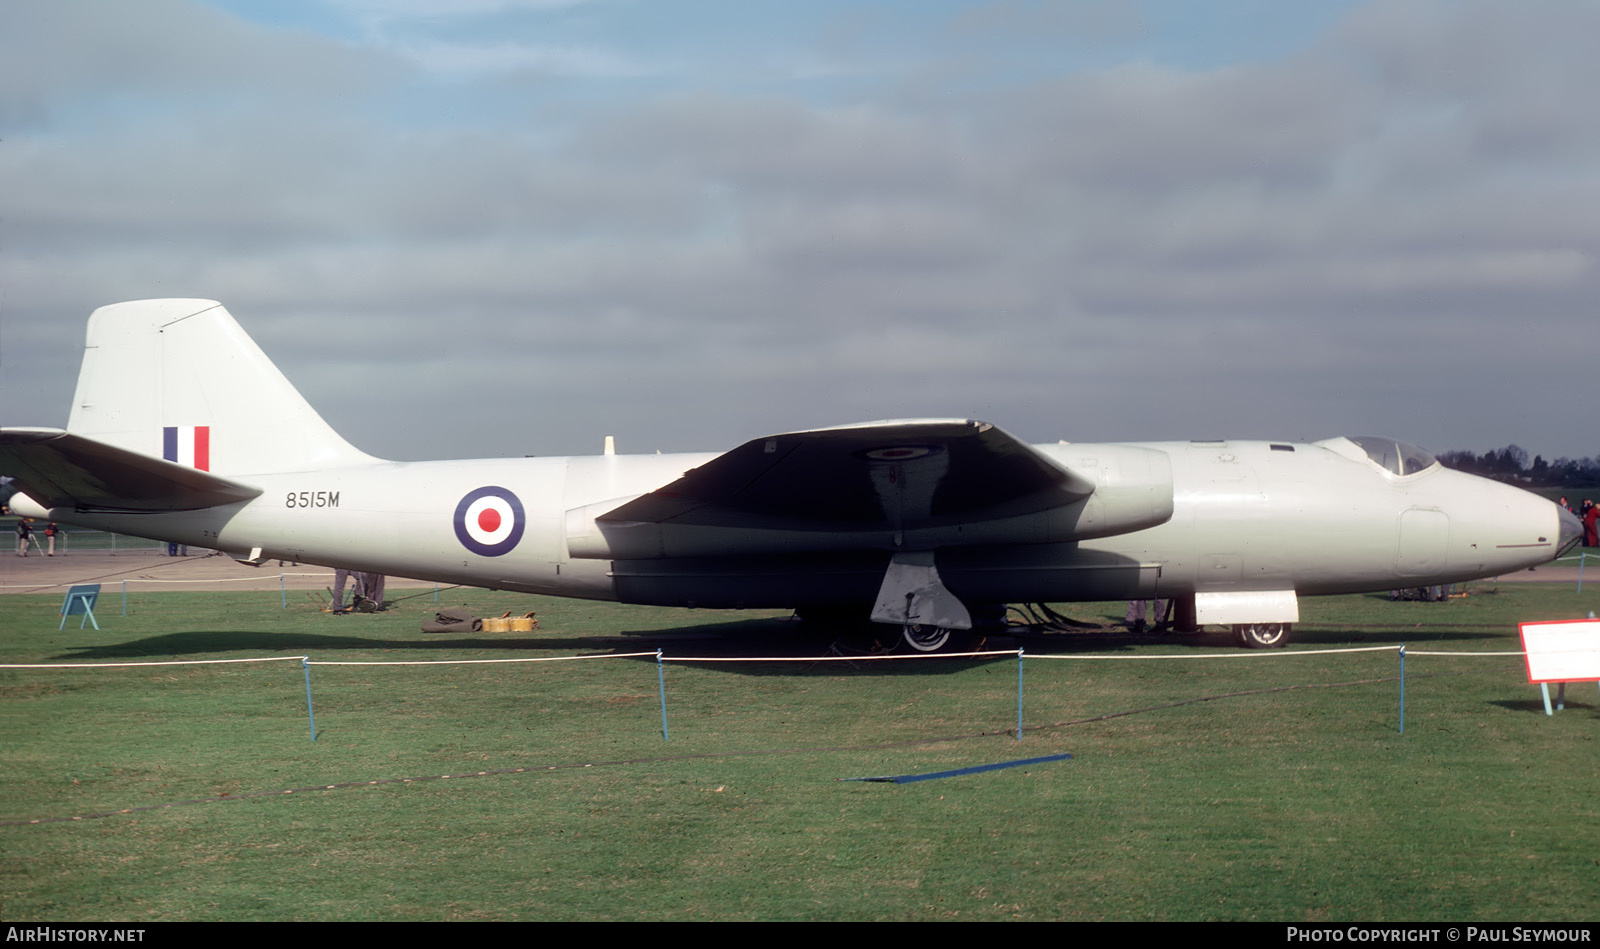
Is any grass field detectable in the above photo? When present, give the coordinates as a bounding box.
[2,583,1597,921]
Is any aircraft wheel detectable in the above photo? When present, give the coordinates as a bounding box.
[886,624,982,654]
[900,624,953,653]
[1234,623,1290,649]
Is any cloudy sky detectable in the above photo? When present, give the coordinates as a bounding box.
[2,0,1595,463]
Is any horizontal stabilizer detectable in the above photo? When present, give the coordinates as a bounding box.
[0,428,262,512]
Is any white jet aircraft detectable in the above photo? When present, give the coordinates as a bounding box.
[2,300,1582,650]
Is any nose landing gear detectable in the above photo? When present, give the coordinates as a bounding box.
[1234,623,1291,648]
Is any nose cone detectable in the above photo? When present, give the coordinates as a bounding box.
[1430,470,1581,579]
[1556,505,1584,558]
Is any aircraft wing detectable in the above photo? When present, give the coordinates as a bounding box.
[599,419,1095,532]
[0,428,263,513]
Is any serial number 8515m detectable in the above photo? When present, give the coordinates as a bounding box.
[285,491,340,508]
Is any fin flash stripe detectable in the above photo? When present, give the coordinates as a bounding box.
[163,426,210,471]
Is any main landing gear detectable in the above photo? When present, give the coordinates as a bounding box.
[796,606,990,653]
[890,604,1007,653]
[899,623,955,653]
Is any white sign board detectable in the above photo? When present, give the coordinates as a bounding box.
[1518,619,1600,684]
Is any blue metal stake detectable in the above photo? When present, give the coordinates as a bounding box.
[1578,552,1585,593]
[303,658,317,741]
[1016,649,1025,741]
[280,573,287,608]
[433,583,439,603]
[1398,644,1406,734]
[656,649,669,741]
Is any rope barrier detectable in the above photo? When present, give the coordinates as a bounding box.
[1404,649,1528,657]
[0,638,1571,752]
[0,656,307,670]
[306,652,658,667]
[660,648,1020,663]
[1028,644,1401,660]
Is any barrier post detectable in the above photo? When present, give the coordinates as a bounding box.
[1016,648,1024,741]
[303,658,317,741]
[1398,644,1406,734]
[280,573,287,608]
[656,649,669,741]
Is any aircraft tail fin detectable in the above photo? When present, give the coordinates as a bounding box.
[66,299,379,476]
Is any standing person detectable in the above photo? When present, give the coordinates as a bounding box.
[353,572,386,611]
[16,519,33,557]
[1124,599,1168,632]
[1583,500,1599,548]
[1124,600,1147,632]
[44,522,59,556]
[330,567,352,612]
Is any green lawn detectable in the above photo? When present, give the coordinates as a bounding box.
[2,584,1596,921]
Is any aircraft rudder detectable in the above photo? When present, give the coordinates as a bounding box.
[66,299,380,475]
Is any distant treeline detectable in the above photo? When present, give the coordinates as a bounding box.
[1437,445,1600,488]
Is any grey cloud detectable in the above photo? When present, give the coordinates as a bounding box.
[996,61,1369,194]
[0,0,399,129]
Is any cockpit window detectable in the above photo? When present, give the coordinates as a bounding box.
[1347,437,1439,476]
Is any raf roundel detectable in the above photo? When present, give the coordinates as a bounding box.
[858,445,942,462]
[453,486,526,557]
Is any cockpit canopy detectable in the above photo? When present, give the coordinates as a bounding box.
[1342,437,1439,476]
[1315,436,1439,476]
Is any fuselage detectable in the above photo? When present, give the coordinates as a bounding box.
[21,436,1572,612]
